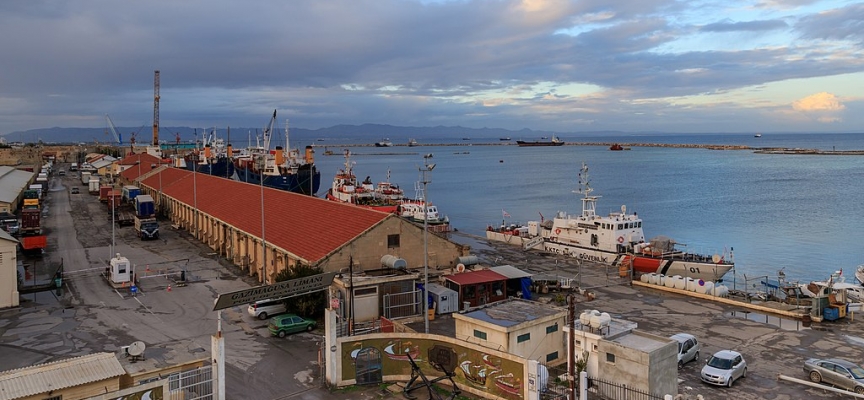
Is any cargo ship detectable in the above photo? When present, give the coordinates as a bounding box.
[232,110,320,196]
[486,163,734,282]
[515,134,564,147]
[183,133,234,178]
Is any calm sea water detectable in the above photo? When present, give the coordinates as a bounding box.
[305,133,864,284]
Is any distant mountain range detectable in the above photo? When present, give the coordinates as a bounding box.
[1,124,634,146]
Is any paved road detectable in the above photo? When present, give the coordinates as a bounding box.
[1,168,355,400]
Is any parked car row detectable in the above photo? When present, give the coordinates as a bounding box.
[246,299,317,338]
[675,332,864,393]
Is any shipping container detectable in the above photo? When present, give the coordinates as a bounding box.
[122,186,141,204]
[99,185,112,200]
[135,195,155,217]
[89,178,100,194]
[20,209,41,234]
[22,190,39,200]
[107,191,123,209]
[23,199,40,208]
[20,235,47,251]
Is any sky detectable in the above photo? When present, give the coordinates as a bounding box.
[1,0,863,136]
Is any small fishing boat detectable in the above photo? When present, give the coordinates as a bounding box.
[407,138,418,147]
[754,133,762,138]
[610,143,624,151]
[494,373,521,395]
[325,150,401,213]
[459,360,493,386]
[383,340,420,361]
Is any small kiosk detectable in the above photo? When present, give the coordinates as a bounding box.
[444,269,508,310]
[109,253,132,284]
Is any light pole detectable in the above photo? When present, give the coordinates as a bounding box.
[259,154,267,284]
[193,168,198,240]
[419,154,435,334]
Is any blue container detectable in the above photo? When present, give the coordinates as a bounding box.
[135,195,155,217]
[823,307,839,321]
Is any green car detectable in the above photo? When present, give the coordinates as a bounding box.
[268,314,316,338]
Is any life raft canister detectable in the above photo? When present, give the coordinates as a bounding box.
[555,228,561,235]
[617,236,624,243]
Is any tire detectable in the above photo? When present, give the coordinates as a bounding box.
[277,330,286,338]
[678,360,683,370]
[855,386,864,395]
[258,312,268,320]
[742,367,746,378]
[809,371,822,383]
[694,351,699,364]
[306,325,313,332]
[727,377,733,388]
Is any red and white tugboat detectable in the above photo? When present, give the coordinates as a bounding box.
[325,150,400,213]
[487,163,734,281]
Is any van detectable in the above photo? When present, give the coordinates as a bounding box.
[247,299,287,320]
[671,333,701,369]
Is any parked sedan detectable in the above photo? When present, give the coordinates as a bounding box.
[701,350,747,387]
[670,333,701,369]
[268,314,316,338]
[804,358,864,394]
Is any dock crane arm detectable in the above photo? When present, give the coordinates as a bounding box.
[105,114,122,144]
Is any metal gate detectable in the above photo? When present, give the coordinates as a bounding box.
[168,365,213,400]
[383,290,422,319]
[355,347,383,385]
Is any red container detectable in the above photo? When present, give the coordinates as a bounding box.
[107,191,123,209]
[21,235,47,250]
[99,185,112,201]
[20,209,41,233]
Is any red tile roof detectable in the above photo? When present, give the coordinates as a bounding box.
[139,168,392,263]
[444,270,508,286]
[118,153,165,166]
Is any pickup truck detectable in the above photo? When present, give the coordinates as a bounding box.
[134,216,159,240]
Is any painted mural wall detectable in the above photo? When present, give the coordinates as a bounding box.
[340,335,527,399]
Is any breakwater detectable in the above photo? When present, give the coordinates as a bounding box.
[314,142,864,155]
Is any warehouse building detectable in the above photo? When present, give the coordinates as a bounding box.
[0,166,36,214]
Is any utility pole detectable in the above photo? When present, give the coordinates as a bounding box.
[259,153,267,284]
[419,154,435,334]
[568,294,576,398]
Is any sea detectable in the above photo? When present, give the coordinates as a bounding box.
[290,132,864,285]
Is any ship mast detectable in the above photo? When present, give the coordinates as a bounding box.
[576,162,599,219]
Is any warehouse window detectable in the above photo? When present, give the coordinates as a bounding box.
[606,353,616,364]
[546,324,558,334]
[546,352,559,362]
[387,234,400,248]
[473,329,487,340]
[517,333,530,343]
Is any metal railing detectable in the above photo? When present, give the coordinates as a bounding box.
[587,376,664,400]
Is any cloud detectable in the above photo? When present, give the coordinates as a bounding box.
[792,92,844,112]
[701,19,788,33]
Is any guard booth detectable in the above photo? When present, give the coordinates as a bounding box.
[109,253,132,284]
[444,269,507,310]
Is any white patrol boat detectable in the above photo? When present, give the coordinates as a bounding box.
[486,163,734,282]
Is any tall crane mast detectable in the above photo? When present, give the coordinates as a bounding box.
[152,70,160,146]
[105,114,122,144]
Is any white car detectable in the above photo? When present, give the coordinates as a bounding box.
[701,350,747,387]
[247,299,287,320]
[670,333,701,369]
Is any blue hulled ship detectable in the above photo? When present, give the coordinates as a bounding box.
[232,110,321,196]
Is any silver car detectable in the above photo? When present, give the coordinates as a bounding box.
[701,350,747,387]
[803,358,864,394]
[670,333,701,369]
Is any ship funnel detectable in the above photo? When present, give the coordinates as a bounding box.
[226,143,233,158]
[305,146,314,164]
[204,144,212,159]
[275,146,284,165]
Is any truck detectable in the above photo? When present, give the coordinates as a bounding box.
[134,215,159,240]
[20,235,47,252]
[29,184,44,198]
[70,162,78,172]
[99,185,112,200]
[122,185,141,204]
[20,208,42,235]
[135,195,155,218]
[0,212,19,235]
[81,171,92,185]
[88,178,100,195]
[23,198,40,209]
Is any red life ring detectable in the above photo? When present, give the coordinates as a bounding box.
[555,228,561,235]
[617,236,624,243]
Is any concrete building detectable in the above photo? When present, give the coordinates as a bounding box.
[122,166,469,284]
[330,267,422,323]
[567,311,678,397]
[0,229,19,309]
[0,353,126,400]
[453,298,567,364]
[0,166,36,214]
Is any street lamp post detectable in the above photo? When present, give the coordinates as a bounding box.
[419,154,436,334]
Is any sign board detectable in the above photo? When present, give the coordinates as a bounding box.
[213,272,337,311]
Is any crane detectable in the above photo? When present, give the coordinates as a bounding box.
[152,70,160,146]
[105,114,122,144]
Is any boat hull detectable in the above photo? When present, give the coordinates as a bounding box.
[186,158,235,177]
[487,231,733,281]
[234,164,321,195]
[515,141,564,147]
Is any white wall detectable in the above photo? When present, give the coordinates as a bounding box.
[0,237,19,308]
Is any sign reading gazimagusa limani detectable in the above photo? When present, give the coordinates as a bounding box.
[213,272,338,311]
